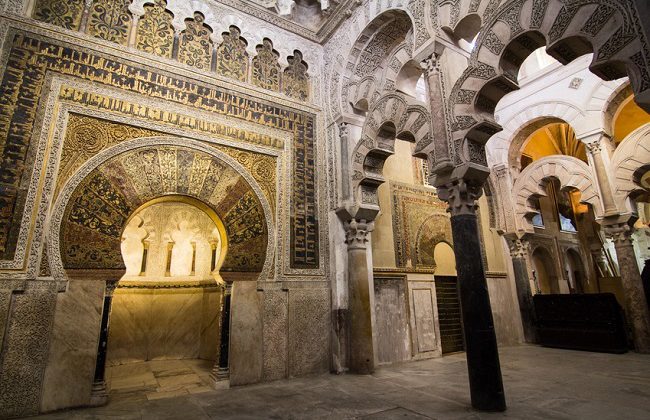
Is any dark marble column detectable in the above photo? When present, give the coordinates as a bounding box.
[507,237,538,343]
[438,179,506,412]
[605,222,650,353]
[89,279,118,407]
[211,283,232,383]
[344,219,375,374]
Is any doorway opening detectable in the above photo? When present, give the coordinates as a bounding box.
[107,197,228,401]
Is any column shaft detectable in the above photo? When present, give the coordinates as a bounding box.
[452,214,506,411]
[586,139,618,215]
[608,224,650,352]
[345,219,374,374]
[510,250,538,343]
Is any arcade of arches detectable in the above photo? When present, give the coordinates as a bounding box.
[0,0,649,418]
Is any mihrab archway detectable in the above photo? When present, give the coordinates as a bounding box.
[46,137,274,402]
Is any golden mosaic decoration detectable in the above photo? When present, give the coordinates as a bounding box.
[32,0,84,30]
[135,0,174,59]
[87,0,133,46]
[178,13,213,71]
[252,39,280,92]
[216,26,249,82]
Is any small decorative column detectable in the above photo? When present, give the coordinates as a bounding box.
[128,13,140,48]
[90,279,118,406]
[421,53,453,173]
[506,236,538,343]
[339,123,351,200]
[437,178,506,412]
[605,222,650,353]
[80,0,94,33]
[211,282,232,384]
[344,219,375,374]
[171,29,182,60]
[584,134,619,215]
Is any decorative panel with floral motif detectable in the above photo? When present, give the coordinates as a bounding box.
[252,39,280,92]
[216,26,249,82]
[283,51,309,101]
[136,0,174,59]
[87,0,132,45]
[178,13,213,71]
[33,0,85,30]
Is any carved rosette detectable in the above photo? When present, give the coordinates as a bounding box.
[344,219,373,250]
[436,178,483,217]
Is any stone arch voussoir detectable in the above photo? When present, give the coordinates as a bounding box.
[610,123,650,209]
[511,155,603,232]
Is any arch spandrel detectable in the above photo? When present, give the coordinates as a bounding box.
[49,138,274,282]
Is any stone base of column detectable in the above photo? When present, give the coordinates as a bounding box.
[210,365,230,389]
[89,380,109,407]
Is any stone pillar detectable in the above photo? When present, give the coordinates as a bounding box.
[343,219,375,374]
[89,279,118,407]
[421,53,453,173]
[584,134,618,215]
[437,179,506,412]
[211,282,232,384]
[605,222,650,353]
[506,236,538,343]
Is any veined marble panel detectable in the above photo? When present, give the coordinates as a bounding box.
[40,279,104,412]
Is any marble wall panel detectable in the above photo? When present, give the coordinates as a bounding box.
[40,280,104,412]
[262,290,288,381]
[373,277,410,364]
[147,290,203,360]
[288,288,330,377]
[108,287,221,364]
[229,281,263,386]
[411,288,437,353]
[108,290,150,364]
[487,275,522,346]
[0,291,57,419]
[199,288,221,361]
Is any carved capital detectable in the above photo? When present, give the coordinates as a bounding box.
[585,140,602,155]
[344,219,374,249]
[105,279,119,297]
[604,222,634,246]
[436,178,483,217]
[339,122,349,141]
[508,238,530,259]
[420,53,441,76]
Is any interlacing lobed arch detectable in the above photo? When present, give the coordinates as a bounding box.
[442,0,649,179]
